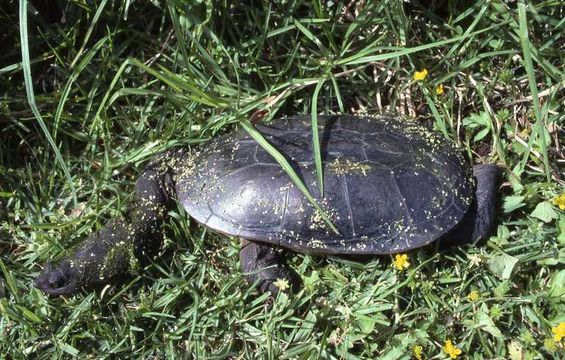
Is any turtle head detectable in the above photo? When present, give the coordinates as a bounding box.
[35,220,136,296]
[35,259,82,296]
[35,165,172,296]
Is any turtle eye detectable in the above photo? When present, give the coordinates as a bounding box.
[48,271,67,289]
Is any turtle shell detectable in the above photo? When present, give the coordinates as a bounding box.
[173,115,474,254]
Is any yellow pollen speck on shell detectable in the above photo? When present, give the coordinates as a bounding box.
[393,254,410,271]
[273,278,290,292]
[436,84,444,95]
[443,339,462,359]
[552,193,565,210]
[552,322,565,342]
[413,69,428,81]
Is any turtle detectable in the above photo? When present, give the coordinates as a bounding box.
[35,115,501,296]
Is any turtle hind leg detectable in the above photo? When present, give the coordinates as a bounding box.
[239,239,301,295]
[442,164,502,247]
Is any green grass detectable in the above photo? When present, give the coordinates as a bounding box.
[1,0,564,358]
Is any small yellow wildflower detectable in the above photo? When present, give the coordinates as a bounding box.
[443,340,462,359]
[412,344,424,360]
[273,278,290,292]
[467,290,480,302]
[413,69,429,81]
[436,84,444,95]
[393,254,410,271]
[552,322,565,342]
[519,127,530,139]
[552,193,565,210]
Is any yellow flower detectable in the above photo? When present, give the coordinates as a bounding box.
[519,127,530,139]
[412,344,424,360]
[467,290,480,302]
[552,193,565,210]
[436,84,444,95]
[413,69,429,81]
[443,340,462,359]
[552,322,565,342]
[273,278,290,292]
[393,254,410,271]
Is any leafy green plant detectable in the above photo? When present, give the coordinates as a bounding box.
[463,111,493,143]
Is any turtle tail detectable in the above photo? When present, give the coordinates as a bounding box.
[445,164,502,246]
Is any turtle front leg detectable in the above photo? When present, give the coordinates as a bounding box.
[239,239,301,295]
[35,163,174,296]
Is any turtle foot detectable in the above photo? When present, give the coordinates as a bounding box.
[239,240,301,295]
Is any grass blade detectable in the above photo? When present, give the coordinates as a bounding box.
[310,79,325,196]
[294,20,326,53]
[438,0,489,66]
[132,59,231,107]
[517,2,551,181]
[18,0,76,204]
[337,23,501,66]
[54,35,110,137]
[329,75,344,113]
[69,0,108,68]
